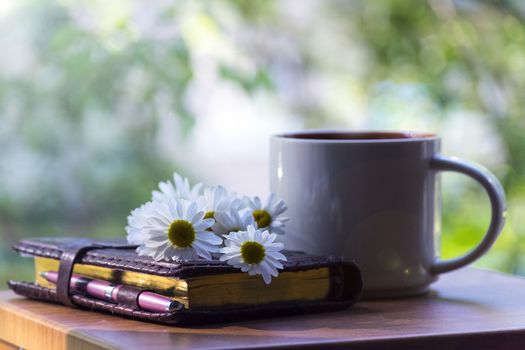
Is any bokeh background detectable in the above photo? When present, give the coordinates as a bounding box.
[1,0,524,286]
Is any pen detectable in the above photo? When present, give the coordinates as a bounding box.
[41,271,179,313]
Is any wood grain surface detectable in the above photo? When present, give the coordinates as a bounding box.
[0,340,17,350]
[2,268,525,350]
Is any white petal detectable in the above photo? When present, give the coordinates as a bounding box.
[264,193,275,210]
[190,211,205,224]
[174,247,197,261]
[198,231,222,244]
[162,246,178,259]
[221,252,242,260]
[153,243,171,261]
[219,245,238,253]
[265,255,284,269]
[202,218,216,228]
[186,202,198,221]
[223,233,244,245]
[155,211,173,225]
[261,271,272,284]
[246,225,256,236]
[274,216,289,223]
[266,250,286,260]
[271,200,287,215]
[270,220,285,228]
[144,238,169,248]
[219,254,231,262]
[193,244,211,260]
[266,242,284,251]
[254,196,262,209]
[136,245,156,256]
[259,231,272,245]
[148,216,168,228]
[254,229,262,242]
[194,239,220,253]
[174,200,184,218]
[147,233,169,242]
[215,212,232,228]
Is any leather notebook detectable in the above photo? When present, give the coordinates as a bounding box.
[8,237,363,325]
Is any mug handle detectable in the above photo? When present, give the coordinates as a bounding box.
[430,154,506,274]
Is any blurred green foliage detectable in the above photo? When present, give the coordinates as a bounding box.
[1,0,525,286]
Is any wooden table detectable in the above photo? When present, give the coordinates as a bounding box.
[1,268,525,350]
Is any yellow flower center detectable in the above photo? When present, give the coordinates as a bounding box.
[240,241,266,264]
[253,210,272,228]
[167,220,195,248]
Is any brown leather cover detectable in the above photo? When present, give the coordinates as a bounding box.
[8,237,362,325]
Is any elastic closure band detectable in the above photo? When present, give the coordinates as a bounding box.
[55,241,138,307]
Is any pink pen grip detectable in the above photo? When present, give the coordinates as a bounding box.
[43,271,175,313]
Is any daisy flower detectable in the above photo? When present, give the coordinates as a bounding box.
[243,193,289,235]
[152,172,203,202]
[219,225,287,284]
[135,199,222,261]
[125,201,155,245]
[197,185,241,234]
[215,208,255,235]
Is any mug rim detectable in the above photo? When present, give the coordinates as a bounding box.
[272,130,439,143]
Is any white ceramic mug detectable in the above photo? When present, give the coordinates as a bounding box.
[270,131,506,297]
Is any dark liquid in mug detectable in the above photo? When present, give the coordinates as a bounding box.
[281,131,435,140]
